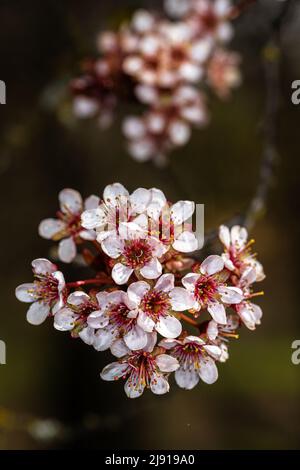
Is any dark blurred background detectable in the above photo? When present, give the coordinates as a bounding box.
[0,0,300,449]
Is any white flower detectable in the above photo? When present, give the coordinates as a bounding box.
[39,189,99,263]
[54,291,100,332]
[159,335,221,389]
[15,258,66,326]
[100,337,179,398]
[181,255,243,324]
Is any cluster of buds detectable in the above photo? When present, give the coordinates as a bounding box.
[16,183,265,398]
[71,0,242,164]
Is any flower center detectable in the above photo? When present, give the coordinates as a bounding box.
[34,274,59,304]
[123,239,153,269]
[141,290,171,321]
[194,275,219,306]
[173,342,204,370]
[126,351,156,388]
[108,302,133,334]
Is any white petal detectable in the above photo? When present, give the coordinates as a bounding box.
[127,281,150,307]
[103,183,129,207]
[240,266,257,287]
[132,9,155,33]
[110,339,131,358]
[124,379,145,398]
[15,283,36,303]
[137,310,155,333]
[101,235,123,259]
[81,207,106,230]
[144,331,157,353]
[129,188,151,215]
[147,188,166,219]
[100,362,128,381]
[31,258,56,275]
[170,287,196,311]
[200,255,224,276]
[222,253,235,271]
[59,188,82,214]
[173,231,198,253]
[67,292,90,308]
[26,301,50,325]
[84,194,100,210]
[219,225,230,248]
[199,358,218,384]
[231,225,248,249]
[54,308,79,331]
[181,272,200,291]
[207,320,218,341]
[123,325,148,350]
[184,335,205,345]
[78,326,95,345]
[203,345,222,360]
[190,38,213,62]
[150,375,170,395]
[58,237,76,263]
[158,338,179,349]
[175,367,199,390]
[93,329,114,351]
[87,310,109,329]
[171,200,195,225]
[218,286,243,304]
[123,117,146,140]
[207,302,227,324]
[38,218,66,239]
[156,314,182,339]
[79,229,96,241]
[154,273,175,293]
[112,263,133,285]
[168,120,191,146]
[140,258,162,279]
[156,354,179,372]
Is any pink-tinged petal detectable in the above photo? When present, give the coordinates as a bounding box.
[67,290,90,307]
[38,218,66,239]
[124,379,145,399]
[132,9,155,33]
[218,286,243,304]
[100,362,128,381]
[219,344,229,363]
[240,266,257,286]
[101,235,123,259]
[170,287,196,311]
[222,253,235,271]
[207,302,227,324]
[95,291,110,309]
[147,188,167,219]
[199,358,218,384]
[237,302,261,330]
[252,303,263,324]
[168,119,191,146]
[123,116,146,139]
[110,339,131,358]
[156,314,182,339]
[15,283,36,303]
[252,260,265,282]
[84,194,100,210]
[200,255,224,276]
[106,290,128,306]
[170,200,195,225]
[58,237,76,263]
[144,331,157,353]
[207,320,218,341]
[156,354,179,373]
[203,345,222,360]
[130,188,151,214]
[81,207,106,230]
[190,37,213,62]
[140,258,162,280]
[26,301,50,325]
[103,183,129,207]
[184,336,205,345]
[219,225,230,248]
[79,229,96,241]
[154,274,175,293]
[78,327,95,345]
[52,271,66,293]
[231,225,248,249]
[175,367,199,390]
[123,325,148,350]
[181,272,200,291]
[93,329,114,351]
[158,338,179,349]
[31,258,56,275]
[173,231,198,253]
[150,375,170,395]
[87,310,109,329]
[127,281,150,307]
[54,308,79,331]
[137,311,155,333]
[112,263,133,285]
[59,188,82,214]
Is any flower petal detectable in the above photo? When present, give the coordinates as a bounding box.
[26,301,50,325]
[110,339,131,358]
[103,183,129,207]
[207,301,227,324]
[181,272,200,291]
[93,329,114,351]
[54,308,79,331]
[140,258,162,279]
[175,367,199,390]
[15,283,36,303]
[218,286,243,304]
[31,258,56,275]
[123,325,148,350]
[127,281,150,307]
[87,310,109,329]
[130,188,151,214]
[38,218,66,239]
[219,225,230,248]
[84,195,100,210]
[78,327,95,345]
[173,231,198,253]
[124,379,145,398]
[137,310,155,333]
[156,314,182,338]
[171,200,195,225]
[112,263,133,285]
[200,255,224,276]
[150,375,170,395]
[203,345,222,360]
[59,188,82,214]
[58,237,76,263]
[170,287,196,311]
[100,362,128,381]
[156,354,179,372]
[231,225,248,249]
[154,273,175,293]
[199,358,218,384]
[81,207,106,230]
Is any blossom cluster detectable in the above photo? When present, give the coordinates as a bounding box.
[71,0,242,164]
[15,183,265,398]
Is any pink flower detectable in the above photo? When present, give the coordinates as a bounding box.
[15,258,66,325]
[219,225,265,281]
[39,189,99,263]
[187,0,234,43]
[207,48,241,99]
[159,335,221,389]
[54,291,99,333]
[126,274,193,339]
[181,255,243,323]
[100,337,179,398]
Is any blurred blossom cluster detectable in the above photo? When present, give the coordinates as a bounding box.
[71,0,241,164]
[16,183,265,398]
